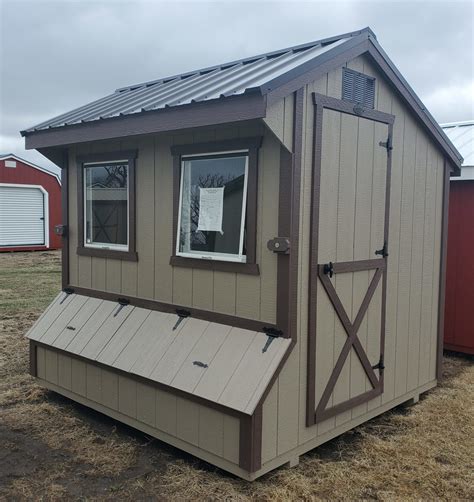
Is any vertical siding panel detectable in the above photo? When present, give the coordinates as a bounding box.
[418,144,437,385]
[261,383,278,464]
[57,354,72,390]
[383,96,404,405]
[192,269,214,311]
[213,271,237,315]
[136,137,155,299]
[136,382,156,427]
[101,369,119,410]
[156,389,177,435]
[44,349,58,384]
[91,258,106,291]
[277,349,299,454]
[68,147,78,286]
[154,136,174,303]
[86,364,102,403]
[37,346,46,379]
[176,398,199,446]
[71,358,86,396]
[118,375,137,418]
[198,407,224,456]
[223,415,240,464]
[394,115,417,397]
[106,259,122,294]
[407,132,428,392]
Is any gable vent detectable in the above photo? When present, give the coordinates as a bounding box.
[342,68,376,109]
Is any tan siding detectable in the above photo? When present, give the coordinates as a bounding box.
[264,54,445,465]
[38,346,241,469]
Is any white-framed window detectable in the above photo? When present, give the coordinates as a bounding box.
[176,150,249,263]
[83,160,129,251]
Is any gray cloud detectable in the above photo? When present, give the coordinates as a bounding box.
[1,0,473,174]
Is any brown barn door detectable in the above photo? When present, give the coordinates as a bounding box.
[307,93,394,426]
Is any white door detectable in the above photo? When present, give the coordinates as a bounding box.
[0,185,47,247]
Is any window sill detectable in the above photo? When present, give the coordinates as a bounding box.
[77,246,138,262]
[170,255,259,275]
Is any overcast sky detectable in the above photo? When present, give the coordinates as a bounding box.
[1,0,473,174]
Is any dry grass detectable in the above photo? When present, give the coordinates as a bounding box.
[0,251,473,500]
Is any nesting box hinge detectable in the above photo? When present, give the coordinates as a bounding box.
[379,135,393,153]
[267,237,290,254]
[114,298,130,317]
[262,327,284,353]
[54,224,67,237]
[60,287,74,304]
[173,309,191,330]
[372,354,385,372]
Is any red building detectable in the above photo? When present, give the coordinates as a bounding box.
[0,154,62,251]
[442,121,474,354]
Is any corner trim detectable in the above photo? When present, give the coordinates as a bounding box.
[436,159,450,379]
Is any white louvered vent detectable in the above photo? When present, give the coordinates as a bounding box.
[342,68,376,109]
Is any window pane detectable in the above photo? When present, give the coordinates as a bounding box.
[85,163,128,248]
[178,154,247,260]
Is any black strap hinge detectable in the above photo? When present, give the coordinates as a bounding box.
[60,287,74,304]
[379,135,393,152]
[262,327,283,353]
[173,309,191,330]
[114,298,130,317]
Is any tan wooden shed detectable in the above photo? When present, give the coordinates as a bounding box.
[22,27,462,480]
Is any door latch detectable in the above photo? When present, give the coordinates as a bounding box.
[323,262,334,278]
[267,237,290,254]
[375,242,389,258]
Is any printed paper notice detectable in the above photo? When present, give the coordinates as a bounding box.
[197,187,224,234]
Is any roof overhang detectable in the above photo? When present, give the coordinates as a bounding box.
[23,92,266,150]
[23,29,463,175]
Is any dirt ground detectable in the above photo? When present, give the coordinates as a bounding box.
[0,251,472,501]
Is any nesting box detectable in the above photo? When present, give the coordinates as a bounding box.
[22,28,462,480]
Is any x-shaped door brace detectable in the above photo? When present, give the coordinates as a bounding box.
[315,260,385,423]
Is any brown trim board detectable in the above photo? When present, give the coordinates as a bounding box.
[66,285,276,334]
[60,149,70,289]
[306,93,394,427]
[436,159,450,380]
[239,405,263,472]
[29,339,38,377]
[76,150,138,262]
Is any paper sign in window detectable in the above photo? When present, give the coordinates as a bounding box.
[197,187,224,234]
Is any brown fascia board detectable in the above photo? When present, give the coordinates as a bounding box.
[24,92,266,150]
[365,38,462,174]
